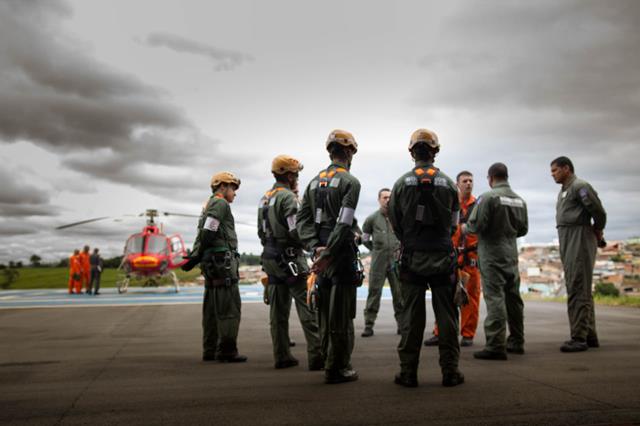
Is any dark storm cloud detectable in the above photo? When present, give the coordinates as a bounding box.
[415,1,640,142]
[145,32,254,71]
[0,0,252,195]
[0,167,57,217]
[409,0,640,241]
[0,221,39,236]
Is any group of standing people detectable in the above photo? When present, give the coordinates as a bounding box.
[68,246,103,295]
[184,127,607,386]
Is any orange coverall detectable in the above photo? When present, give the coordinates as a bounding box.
[79,251,91,292]
[68,254,82,294]
[433,194,481,338]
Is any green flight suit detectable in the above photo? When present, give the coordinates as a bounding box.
[467,181,528,353]
[556,175,606,342]
[190,194,242,358]
[388,160,461,378]
[297,161,361,373]
[257,182,322,368]
[362,209,403,331]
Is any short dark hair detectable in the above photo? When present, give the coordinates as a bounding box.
[488,162,508,180]
[378,188,391,198]
[456,170,473,182]
[550,156,574,173]
[328,143,352,161]
[274,173,289,183]
[411,144,438,162]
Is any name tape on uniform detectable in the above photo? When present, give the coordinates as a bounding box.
[499,196,524,208]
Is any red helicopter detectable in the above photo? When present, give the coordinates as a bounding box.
[56,209,195,293]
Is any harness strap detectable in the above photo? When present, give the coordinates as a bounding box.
[314,166,347,230]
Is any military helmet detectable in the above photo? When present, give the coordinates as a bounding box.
[326,129,358,153]
[210,171,241,188]
[409,128,439,150]
[271,155,304,175]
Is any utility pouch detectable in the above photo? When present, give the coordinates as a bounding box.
[204,250,239,283]
[351,242,365,287]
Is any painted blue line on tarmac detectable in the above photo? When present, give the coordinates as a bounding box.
[0,285,403,309]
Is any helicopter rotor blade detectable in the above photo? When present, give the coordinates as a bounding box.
[55,217,112,230]
[162,212,200,218]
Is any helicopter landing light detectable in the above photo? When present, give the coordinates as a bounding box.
[132,256,160,269]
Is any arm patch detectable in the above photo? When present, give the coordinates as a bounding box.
[204,216,220,232]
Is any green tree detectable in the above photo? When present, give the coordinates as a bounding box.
[29,254,42,267]
[610,254,624,263]
[594,282,620,297]
[239,252,261,265]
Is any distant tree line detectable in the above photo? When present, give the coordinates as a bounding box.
[0,253,262,269]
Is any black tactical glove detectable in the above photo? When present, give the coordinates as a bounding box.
[181,256,200,272]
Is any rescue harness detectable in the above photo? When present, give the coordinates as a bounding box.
[261,186,301,278]
[402,166,453,253]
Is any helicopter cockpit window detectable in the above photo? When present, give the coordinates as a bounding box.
[147,235,169,255]
[125,235,144,254]
[170,237,183,253]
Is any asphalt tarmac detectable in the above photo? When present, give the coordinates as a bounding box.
[1,295,639,425]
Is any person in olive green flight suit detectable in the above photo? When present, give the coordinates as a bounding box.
[551,156,606,353]
[389,128,464,388]
[361,188,403,337]
[182,171,247,363]
[297,129,363,384]
[258,155,323,370]
[468,162,528,361]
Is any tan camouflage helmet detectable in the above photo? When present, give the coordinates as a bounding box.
[325,129,358,153]
[409,128,440,150]
[271,155,304,175]
[210,171,241,189]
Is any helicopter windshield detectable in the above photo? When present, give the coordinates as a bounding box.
[125,235,144,254]
[146,235,169,255]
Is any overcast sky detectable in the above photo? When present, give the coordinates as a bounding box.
[1,0,638,263]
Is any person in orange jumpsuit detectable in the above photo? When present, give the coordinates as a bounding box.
[68,249,82,294]
[79,245,91,294]
[424,171,482,347]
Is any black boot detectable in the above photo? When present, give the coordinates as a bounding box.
[442,370,465,387]
[394,372,418,388]
[325,368,359,384]
[218,354,248,363]
[560,340,588,353]
[423,335,439,346]
[275,358,299,369]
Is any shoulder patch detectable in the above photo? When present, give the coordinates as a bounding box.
[330,177,341,188]
[434,177,448,187]
[405,176,418,186]
[310,180,318,190]
[579,187,589,198]
[269,197,276,206]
